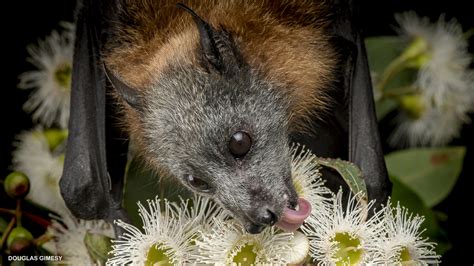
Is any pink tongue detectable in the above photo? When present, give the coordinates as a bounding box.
[276,198,312,232]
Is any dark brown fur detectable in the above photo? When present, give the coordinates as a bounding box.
[104,0,337,143]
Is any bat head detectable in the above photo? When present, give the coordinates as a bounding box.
[144,67,298,234]
[105,4,299,234]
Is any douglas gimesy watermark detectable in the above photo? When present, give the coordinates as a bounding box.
[7,255,63,262]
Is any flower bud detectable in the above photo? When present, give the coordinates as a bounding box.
[401,37,431,68]
[7,227,34,249]
[4,172,30,199]
[399,94,425,119]
[9,237,34,255]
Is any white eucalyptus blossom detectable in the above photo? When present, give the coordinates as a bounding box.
[48,211,115,265]
[18,22,75,128]
[290,144,332,216]
[181,194,229,232]
[390,103,470,147]
[11,128,69,216]
[195,219,304,265]
[370,202,441,265]
[286,230,311,265]
[107,197,200,265]
[390,12,474,147]
[397,12,473,106]
[302,190,383,265]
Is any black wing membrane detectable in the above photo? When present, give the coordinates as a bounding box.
[334,0,392,205]
[59,0,130,224]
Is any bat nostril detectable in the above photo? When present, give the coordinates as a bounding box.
[246,223,265,234]
[260,208,277,226]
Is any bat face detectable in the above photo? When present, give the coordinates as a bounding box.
[134,61,299,233]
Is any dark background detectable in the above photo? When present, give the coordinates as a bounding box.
[1,1,472,264]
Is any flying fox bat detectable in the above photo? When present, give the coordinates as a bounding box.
[60,0,391,234]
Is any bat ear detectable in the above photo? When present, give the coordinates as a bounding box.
[104,65,142,110]
[176,3,243,75]
[60,0,130,225]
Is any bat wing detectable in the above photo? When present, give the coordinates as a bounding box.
[335,0,392,205]
[59,0,129,224]
[292,0,391,206]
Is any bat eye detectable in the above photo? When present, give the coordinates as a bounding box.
[186,175,211,192]
[229,131,252,158]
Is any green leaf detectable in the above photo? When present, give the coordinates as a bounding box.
[315,157,368,205]
[365,36,417,89]
[123,157,192,227]
[390,177,434,226]
[365,36,417,91]
[365,36,418,120]
[365,36,406,73]
[385,147,466,207]
[390,177,450,254]
[84,231,113,264]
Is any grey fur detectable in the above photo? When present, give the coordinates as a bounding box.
[137,58,298,232]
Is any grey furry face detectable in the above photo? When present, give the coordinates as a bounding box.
[140,64,298,233]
